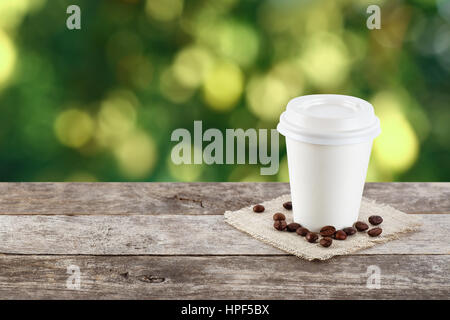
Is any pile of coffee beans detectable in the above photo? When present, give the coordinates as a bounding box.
[260,201,385,248]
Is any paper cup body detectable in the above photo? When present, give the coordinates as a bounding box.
[286,137,373,231]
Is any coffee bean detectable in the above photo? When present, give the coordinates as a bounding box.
[334,230,347,240]
[319,225,336,237]
[368,227,382,237]
[305,232,319,243]
[368,215,383,225]
[354,221,369,231]
[283,201,292,210]
[320,237,333,247]
[273,213,286,221]
[343,227,357,236]
[253,204,265,213]
[286,222,301,232]
[273,220,287,231]
[296,227,309,236]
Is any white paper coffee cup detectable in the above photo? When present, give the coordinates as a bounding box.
[277,94,381,231]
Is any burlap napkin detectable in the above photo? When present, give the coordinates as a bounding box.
[224,194,422,261]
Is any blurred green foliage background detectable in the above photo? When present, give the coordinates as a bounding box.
[0,0,449,182]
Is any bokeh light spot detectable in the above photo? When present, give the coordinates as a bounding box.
[210,20,259,67]
[246,61,303,122]
[172,45,214,88]
[97,91,137,147]
[0,0,28,29]
[168,163,204,182]
[54,109,94,149]
[270,61,304,97]
[304,0,343,34]
[373,6,411,48]
[371,92,419,173]
[203,61,243,111]
[0,0,46,29]
[114,130,157,179]
[366,159,393,182]
[299,33,349,89]
[0,29,16,89]
[246,74,289,122]
[145,0,183,22]
[168,145,204,181]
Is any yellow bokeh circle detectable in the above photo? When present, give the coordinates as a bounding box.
[371,91,419,173]
[54,109,95,148]
[114,130,157,179]
[202,61,244,111]
[0,29,16,88]
[97,95,137,147]
[172,45,213,89]
[373,112,419,173]
[167,144,203,181]
[300,33,349,89]
[246,74,289,122]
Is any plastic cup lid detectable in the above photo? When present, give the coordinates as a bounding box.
[277,94,381,145]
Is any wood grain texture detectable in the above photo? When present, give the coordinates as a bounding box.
[362,182,450,214]
[0,183,448,299]
[0,182,448,215]
[0,214,448,255]
[0,255,448,299]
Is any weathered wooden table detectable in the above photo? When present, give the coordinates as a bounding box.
[0,182,448,299]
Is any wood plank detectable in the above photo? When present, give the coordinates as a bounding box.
[0,182,448,215]
[0,182,288,215]
[0,255,447,299]
[0,214,448,255]
[363,182,450,214]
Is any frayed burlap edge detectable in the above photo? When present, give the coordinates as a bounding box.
[224,194,422,261]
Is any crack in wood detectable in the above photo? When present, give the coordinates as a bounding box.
[171,195,204,208]
[137,275,166,283]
